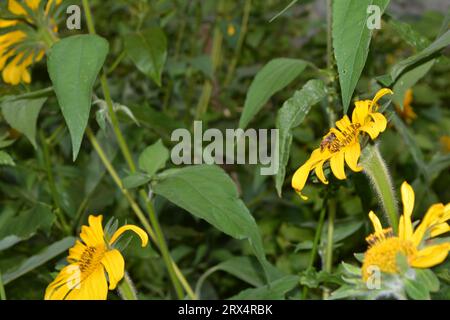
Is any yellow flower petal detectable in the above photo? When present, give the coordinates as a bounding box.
[351,101,369,125]
[369,112,387,133]
[101,249,125,290]
[369,211,383,234]
[430,223,450,238]
[65,266,108,300]
[412,203,445,246]
[335,115,352,132]
[330,151,346,180]
[79,215,105,247]
[412,244,450,268]
[109,225,149,247]
[45,264,81,300]
[314,159,328,184]
[370,88,393,111]
[400,181,414,240]
[344,142,362,172]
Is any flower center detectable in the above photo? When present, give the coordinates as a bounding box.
[361,235,417,280]
[78,246,105,275]
[322,123,361,153]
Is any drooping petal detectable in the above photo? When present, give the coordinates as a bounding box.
[400,181,414,240]
[330,151,346,180]
[370,88,393,112]
[101,249,125,290]
[369,211,384,234]
[314,160,328,184]
[65,266,108,300]
[109,225,149,247]
[344,142,362,172]
[359,123,381,140]
[369,112,387,133]
[412,244,450,268]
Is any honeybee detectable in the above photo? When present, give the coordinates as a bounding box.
[320,132,337,152]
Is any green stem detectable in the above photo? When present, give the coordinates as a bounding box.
[0,271,6,300]
[194,0,225,119]
[86,128,192,299]
[361,144,398,232]
[323,198,336,299]
[83,0,194,299]
[40,131,71,234]
[325,199,335,273]
[224,0,251,87]
[301,200,328,299]
[140,189,185,299]
[117,272,138,300]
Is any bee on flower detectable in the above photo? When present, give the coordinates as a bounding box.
[291,88,393,199]
[45,215,148,300]
[0,0,61,85]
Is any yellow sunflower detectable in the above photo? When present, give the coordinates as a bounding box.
[0,0,61,85]
[291,88,393,199]
[362,181,450,280]
[396,89,417,124]
[45,215,148,300]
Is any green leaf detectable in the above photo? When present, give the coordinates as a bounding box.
[123,173,151,189]
[124,28,168,86]
[239,58,308,129]
[390,30,450,82]
[387,17,430,51]
[332,0,390,112]
[1,97,47,149]
[228,275,299,300]
[415,269,440,293]
[152,165,271,280]
[405,278,430,300]
[275,79,326,196]
[138,139,169,177]
[390,113,426,175]
[0,204,55,251]
[2,237,75,285]
[0,151,14,166]
[47,34,109,160]
[392,59,434,107]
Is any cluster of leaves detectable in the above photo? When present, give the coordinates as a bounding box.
[0,0,449,300]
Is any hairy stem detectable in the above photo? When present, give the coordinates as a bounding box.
[117,272,138,300]
[361,144,398,232]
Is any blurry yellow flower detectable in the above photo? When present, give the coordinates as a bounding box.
[440,136,450,154]
[227,24,236,36]
[396,89,417,124]
[0,0,61,85]
[362,181,450,280]
[291,88,393,200]
[45,215,148,300]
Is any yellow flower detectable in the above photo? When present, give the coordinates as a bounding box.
[291,88,393,199]
[440,136,450,154]
[396,89,417,124]
[227,24,236,37]
[45,215,148,300]
[362,181,450,280]
[0,0,61,85]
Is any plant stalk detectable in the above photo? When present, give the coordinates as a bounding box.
[361,144,398,232]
